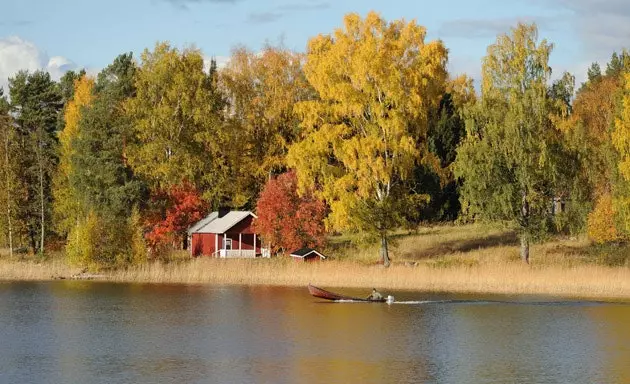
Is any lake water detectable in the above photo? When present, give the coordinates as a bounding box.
[1,282,629,384]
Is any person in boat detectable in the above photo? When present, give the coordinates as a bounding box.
[367,288,383,301]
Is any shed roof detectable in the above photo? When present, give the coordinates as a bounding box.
[191,211,257,234]
[289,248,326,259]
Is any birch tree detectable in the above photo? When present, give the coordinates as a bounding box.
[0,92,17,255]
[455,23,560,263]
[288,12,447,266]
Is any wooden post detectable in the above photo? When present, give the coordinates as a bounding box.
[223,233,227,258]
[239,233,242,257]
[254,234,257,257]
[214,234,218,258]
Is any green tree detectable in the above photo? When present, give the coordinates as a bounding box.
[455,23,560,263]
[125,42,222,196]
[413,76,476,223]
[288,12,448,266]
[63,54,146,269]
[587,63,602,84]
[9,70,62,255]
[605,50,630,78]
[0,90,18,255]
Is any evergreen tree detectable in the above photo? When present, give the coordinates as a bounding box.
[9,71,62,254]
[63,54,146,269]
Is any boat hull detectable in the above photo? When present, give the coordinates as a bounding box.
[307,284,386,302]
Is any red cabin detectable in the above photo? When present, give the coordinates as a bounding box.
[188,210,262,258]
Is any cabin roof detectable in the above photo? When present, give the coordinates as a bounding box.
[289,248,326,259]
[189,211,257,234]
[187,211,218,235]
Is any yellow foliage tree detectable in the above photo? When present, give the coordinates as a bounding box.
[53,76,94,235]
[288,12,448,266]
[613,73,630,182]
[65,210,100,269]
[220,45,312,202]
[587,194,619,243]
[611,73,630,236]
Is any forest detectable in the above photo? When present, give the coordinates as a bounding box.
[1,11,630,270]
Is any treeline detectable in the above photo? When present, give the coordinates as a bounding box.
[1,12,630,268]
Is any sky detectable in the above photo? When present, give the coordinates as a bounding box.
[1,0,629,93]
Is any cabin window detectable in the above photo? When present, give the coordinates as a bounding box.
[224,238,232,250]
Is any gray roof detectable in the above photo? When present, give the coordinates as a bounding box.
[187,211,218,235]
[189,211,257,234]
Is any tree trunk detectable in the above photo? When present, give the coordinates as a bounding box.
[520,235,529,264]
[3,126,12,258]
[37,140,45,256]
[380,234,390,267]
[520,190,530,264]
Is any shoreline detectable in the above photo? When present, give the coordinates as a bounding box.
[2,258,629,300]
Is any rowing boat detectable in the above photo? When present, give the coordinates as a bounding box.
[307,284,387,302]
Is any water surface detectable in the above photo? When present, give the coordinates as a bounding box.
[1,282,629,383]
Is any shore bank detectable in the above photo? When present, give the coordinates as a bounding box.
[1,258,629,300]
[2,224,629,299]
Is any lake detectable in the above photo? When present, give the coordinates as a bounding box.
[1,282,629,383]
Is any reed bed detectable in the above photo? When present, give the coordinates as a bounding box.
[1,223,629,299]
[0,258,79,281]
[107,258,630,299]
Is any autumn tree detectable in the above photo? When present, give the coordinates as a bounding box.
[253,171,327,254]
[144,182,208,252]
[552,51,630,242]
[219,45,313,205]
[455,23,561,263]
[53,75,95,236]
[57,69,87,131]
[612,72,630,236]
[288,12,448,266]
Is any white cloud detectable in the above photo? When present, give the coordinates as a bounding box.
[546,0,630,64]
[0,36,77,94]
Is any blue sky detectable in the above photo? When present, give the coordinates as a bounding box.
[1,0,629,91]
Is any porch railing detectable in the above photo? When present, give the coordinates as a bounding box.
[217,249,256,258]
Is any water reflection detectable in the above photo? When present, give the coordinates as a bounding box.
[0,282,628,384]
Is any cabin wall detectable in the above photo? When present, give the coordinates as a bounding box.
[229,216,255,234]
[191,233,218,257]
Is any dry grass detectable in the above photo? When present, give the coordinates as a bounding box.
[107,258,630,299]
[1,223,629,299]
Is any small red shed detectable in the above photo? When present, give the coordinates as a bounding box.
[289,248,327,262]
[188,210,262,258]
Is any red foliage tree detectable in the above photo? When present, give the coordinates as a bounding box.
[253,171,327,254]
[145,182,208,250]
